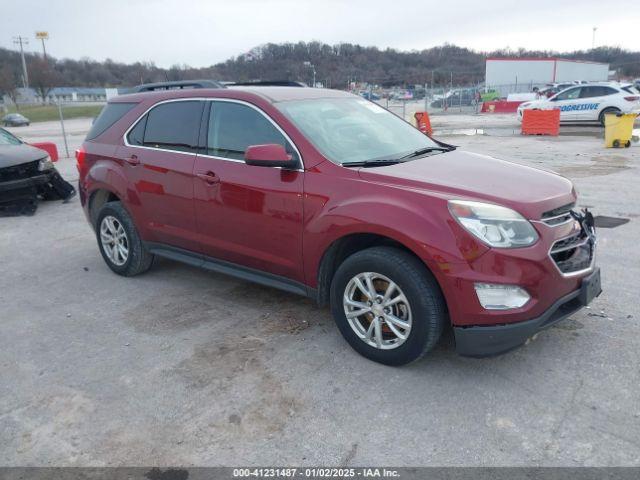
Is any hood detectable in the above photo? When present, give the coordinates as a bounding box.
[357,149,575,219]
[0,144,48,169]
[520,99,551,109]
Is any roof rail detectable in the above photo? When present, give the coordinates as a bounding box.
[230,80,307,87]
[130,79,225,93]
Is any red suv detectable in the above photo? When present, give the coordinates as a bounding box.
[77,81,601,365]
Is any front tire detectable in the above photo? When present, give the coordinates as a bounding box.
[330,246,447,366]
[95,201,154,276]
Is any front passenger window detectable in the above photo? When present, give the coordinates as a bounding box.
[207,101,299,163]
[554,88,581,101]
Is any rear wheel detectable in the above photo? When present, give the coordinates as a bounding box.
[330,246,446,366]
[599,107,620,127]
[96,202,154,276]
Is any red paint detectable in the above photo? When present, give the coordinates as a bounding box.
[521,109,561,136]
[78,87,586,329]
[30,142,59,161]
[480,101,523,113]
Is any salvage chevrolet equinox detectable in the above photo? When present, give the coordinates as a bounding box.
[78,81,602,365]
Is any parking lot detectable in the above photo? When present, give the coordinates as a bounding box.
[1,115,639,466]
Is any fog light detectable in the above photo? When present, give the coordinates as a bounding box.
[474,283,530,310]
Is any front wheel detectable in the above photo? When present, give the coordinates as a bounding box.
[330,247,447,366]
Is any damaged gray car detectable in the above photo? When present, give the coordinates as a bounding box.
[0,128,75,216]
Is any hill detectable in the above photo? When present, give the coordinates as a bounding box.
[1,42,638,91]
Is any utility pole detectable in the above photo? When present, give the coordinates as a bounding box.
[13,36,29,88]
[304,61,316,88]
[35,31,49,60]
[592,27,598,49]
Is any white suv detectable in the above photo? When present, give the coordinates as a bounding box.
[518,83,640,125]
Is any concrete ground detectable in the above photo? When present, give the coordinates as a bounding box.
[1,115,639,467]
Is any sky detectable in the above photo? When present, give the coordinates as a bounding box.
[1,0,638,68]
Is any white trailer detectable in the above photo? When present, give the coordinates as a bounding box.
[485,58,609,96]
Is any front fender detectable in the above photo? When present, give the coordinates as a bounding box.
[302,183,488,289]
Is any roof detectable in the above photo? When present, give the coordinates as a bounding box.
[112,86,355,104]
[486,57,608,65]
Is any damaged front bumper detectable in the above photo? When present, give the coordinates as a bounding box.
[0,161,75,216]
[454,267,602,357]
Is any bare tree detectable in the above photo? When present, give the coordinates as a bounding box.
[29,57,61,104]
[0,65,20,109]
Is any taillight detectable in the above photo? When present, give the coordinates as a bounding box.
[624,96,639,102]
[75,147,86,174]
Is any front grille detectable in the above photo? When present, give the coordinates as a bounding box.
[541,202,575,226]
[550,228,594,274]
[0,160,41,182]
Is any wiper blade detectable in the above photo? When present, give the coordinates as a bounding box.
[399,146,454,160]
[341,159,404,168]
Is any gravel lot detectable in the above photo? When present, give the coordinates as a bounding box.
[1,115,639,466]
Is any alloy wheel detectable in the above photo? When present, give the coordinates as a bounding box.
[343,272,412,350]
[100,215,129,266]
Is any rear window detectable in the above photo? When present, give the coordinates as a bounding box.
[86,102,137,140]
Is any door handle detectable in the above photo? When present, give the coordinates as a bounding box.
[124,154,140,166]
[196,171,220,185]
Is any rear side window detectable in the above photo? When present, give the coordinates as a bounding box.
[127,115,147,146]
[86,103,136,140]
[142,101,203,153]
[207,101,298,161]
[580,86,617,98]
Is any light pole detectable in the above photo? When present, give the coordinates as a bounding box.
[304,61,316,88]
[35,31,49,60]
[13,36,29,88]
[592,27,597,49]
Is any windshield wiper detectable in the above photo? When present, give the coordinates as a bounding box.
[341,159,404,168]
[399,146,455,160]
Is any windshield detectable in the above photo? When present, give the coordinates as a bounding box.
[276,97,439,165]
[0,128,22,145]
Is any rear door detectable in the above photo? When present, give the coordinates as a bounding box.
[118,100,204,252]
[192,100,305,283]
[574,86,612,121]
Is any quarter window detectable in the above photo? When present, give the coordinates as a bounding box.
[141,101,203,153]
[207,101,298,162]
[86,102,137,140]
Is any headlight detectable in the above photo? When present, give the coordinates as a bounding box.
[38,155,54,171]
[448,200,538,248]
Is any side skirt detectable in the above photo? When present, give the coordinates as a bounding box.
[145,242,316,299]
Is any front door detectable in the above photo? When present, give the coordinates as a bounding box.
[549,86,582,121]
[193,100,304,283]
[118,100,204,252]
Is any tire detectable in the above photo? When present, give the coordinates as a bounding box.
[613,140,620,148]
[95,201,154,276]
[330,246,446,366]
[599,107,620,127]
[625,141,631,148]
